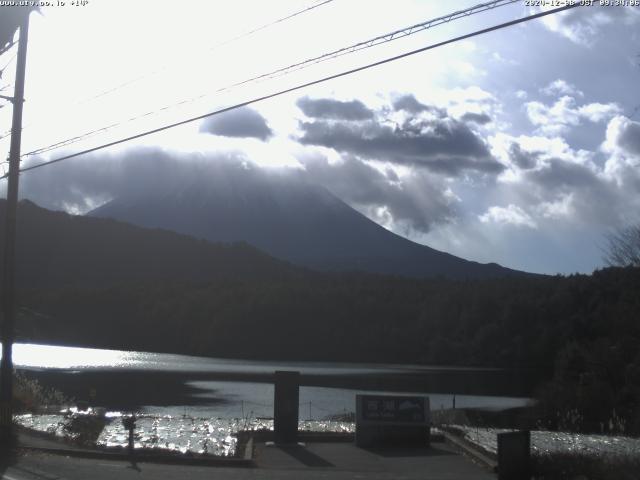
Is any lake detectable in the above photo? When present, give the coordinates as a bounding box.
[9,342,531,420]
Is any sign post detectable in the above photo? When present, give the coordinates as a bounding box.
[497,430,531,480]
[273,371,300,444]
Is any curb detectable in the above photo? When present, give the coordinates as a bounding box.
[441,431,497,471]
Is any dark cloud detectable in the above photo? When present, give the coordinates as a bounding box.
[392,94,427,113]
[392,95,445,116]
[296,97,374,121]
[298,117,504,176]
[385,167,399,182]
[616,119,640,156]
[523,158,626,226]
[16,146,456,235]
[199,107,273,141]
[461,112,491,125]
[297,154,456,232]
[509,143,538,170]
[18,149,255,213]
[527,159,599,191]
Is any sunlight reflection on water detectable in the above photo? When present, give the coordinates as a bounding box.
[15,412,355,456]
[8,343,145,369]
[7,342,504,375]
[10,342,386,372]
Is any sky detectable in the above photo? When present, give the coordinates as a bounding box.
[0,0,639,275]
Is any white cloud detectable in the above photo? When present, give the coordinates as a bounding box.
[446,86,495,105]
[541,79,583,98]
[578,103,623,123]
[525,96,621,135]
[603,115,640,157]
[490,132,595,179]
[479,204,537,229]
[535,194,574,220]
[491,52,519,66]
[602,116,640,188]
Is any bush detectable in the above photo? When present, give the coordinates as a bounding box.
[12,370,71,412]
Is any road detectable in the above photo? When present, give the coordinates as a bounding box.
[1,442,496,480]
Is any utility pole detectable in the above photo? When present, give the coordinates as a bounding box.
[0,10,30,446]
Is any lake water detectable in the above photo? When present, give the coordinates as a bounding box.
[9,342,531,419]
[11,344,633,462]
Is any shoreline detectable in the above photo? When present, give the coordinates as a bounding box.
[19,367,532,411]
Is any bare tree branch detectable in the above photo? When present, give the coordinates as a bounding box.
[603,225,640,267]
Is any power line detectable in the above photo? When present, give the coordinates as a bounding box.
[78,0,337,106]
[18,0,520,159]
[237,0,521,83]
[2,3,581,180]
[0,0,337,149]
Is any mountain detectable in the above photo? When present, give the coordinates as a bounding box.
[0,199,298,289]
[89,166,526,279]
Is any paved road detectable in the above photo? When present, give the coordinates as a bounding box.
[1,442,496,480]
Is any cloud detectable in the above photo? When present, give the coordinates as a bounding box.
[602,116,640,194]
[525,96,621,135]
[604,116,640,157]
[535,194,574,220]
[508,143,539,170]
[491,133,592,171]
[541,79,583,98]
[391,94,446,116]
[539,4,640,45]
[18,148,256,214]
[479,204,537,229]
[392,94,429,113]
[579,103,624,123]
[297,97,374,120]
[526,158,599,191]
[199,107,273,141]
[527,163,625,227]
[487,121,640,234]
[460,112,491,125]
[17,146,457,236]
[615,119,640,157]
[297,154,457,233]
[501,138,633,228]
[297,98,504,176]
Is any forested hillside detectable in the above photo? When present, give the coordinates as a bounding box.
[19,268,639,371]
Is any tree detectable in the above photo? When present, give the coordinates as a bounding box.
[603,225,640,267]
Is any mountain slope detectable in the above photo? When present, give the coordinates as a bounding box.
[0,199,297,289]
[89,167,526,279]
